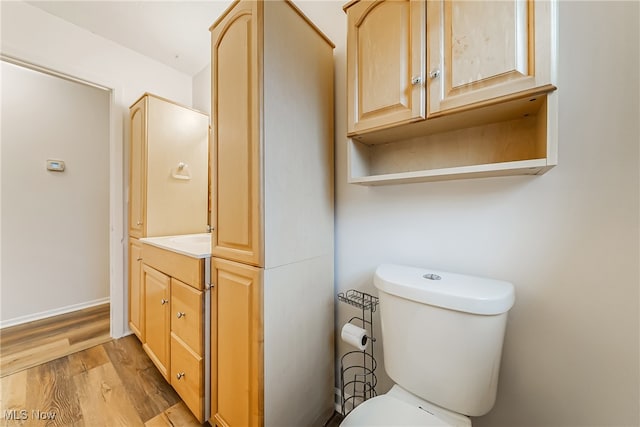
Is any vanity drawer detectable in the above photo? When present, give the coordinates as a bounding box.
[171,333,204,423]
[171,278,203,355]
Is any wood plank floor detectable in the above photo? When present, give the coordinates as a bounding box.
[0,305,341,427]
[0,304,112,378]
[0,335,205,426]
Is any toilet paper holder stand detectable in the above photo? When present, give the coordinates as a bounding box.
[337,289,379,417]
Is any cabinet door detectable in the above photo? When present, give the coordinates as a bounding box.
[346,0,426,135]
[210,258,262,427]
[142,265,170,380]
[427,0,555,115]
[128,238,144,340]
[210,1,263,267]
[129,96,147,238]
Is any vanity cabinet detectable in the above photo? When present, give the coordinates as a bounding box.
[140,242,209,423]
[344,0,558,185]
[209,1,335,426]
[128,238,144,340]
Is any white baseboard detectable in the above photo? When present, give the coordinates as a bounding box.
[0,297,110,329]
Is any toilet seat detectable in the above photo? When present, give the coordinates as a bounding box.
[340,385,471,427]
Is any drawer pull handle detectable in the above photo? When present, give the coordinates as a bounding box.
[176,312,186,319]
[161,298,168,305]
[176,372,185,380]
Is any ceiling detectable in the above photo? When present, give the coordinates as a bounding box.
[26,1,234,76]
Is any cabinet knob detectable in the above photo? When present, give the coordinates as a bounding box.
[176,372,185,380]
[161,298,168,305]
[429,69,441,79]
[136,257,143,262]
[176,312,186,319]
[136,220,143,225]
[411,76,423,85]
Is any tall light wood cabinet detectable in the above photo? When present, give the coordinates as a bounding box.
[209,1,335,426]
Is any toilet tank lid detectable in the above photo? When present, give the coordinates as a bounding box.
[374,264,515,315]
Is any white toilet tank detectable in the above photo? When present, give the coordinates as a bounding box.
[374,264,515,417]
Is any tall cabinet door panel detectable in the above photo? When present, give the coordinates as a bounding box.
[210,1,263,267]
[142,265,170,380]
[427,0,555,114]
[129,97,147,238]
[210,258,263,427]
[346,0,426,135]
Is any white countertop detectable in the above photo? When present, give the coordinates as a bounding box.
[140,233,211,258]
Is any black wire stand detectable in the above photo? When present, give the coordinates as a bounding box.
[338,289,379,416]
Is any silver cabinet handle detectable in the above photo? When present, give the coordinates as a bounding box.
[176,372,185,380]
[176,312,186,319]
[411,76,423,85]
[429,69,441,79]
[161,298,168,305]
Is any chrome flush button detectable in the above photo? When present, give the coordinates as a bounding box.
[423,273,442,281]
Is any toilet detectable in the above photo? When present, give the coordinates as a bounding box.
[341,264,515,427]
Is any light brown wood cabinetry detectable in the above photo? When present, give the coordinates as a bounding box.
[346,0,426,134]
[128,238,144,340]
[210,258,262,427]
[127,94,210,409]
[344,0,558,185]
[426,0,555,115]
[142,264,170,380]
[128,93,209,238]
[210,0,262,267]
[209,1,335,426]
[141,244,208,423]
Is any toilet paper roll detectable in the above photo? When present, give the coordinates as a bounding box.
[341,323,368,351]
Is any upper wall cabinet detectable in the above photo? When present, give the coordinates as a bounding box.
[344,0,558,185]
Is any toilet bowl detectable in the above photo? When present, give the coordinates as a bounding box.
[340,264,515,427]
[340,385,471,427]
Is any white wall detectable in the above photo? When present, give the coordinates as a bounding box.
[1,61,110,325]
[289,1,639,425]
[0,1,193,336]
[192,64,211,116]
